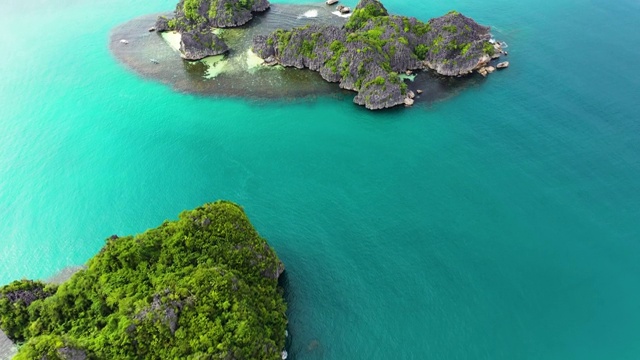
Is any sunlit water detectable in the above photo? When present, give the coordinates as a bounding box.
[1,0,639,358]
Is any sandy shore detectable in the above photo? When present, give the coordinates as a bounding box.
[161,31,182,52]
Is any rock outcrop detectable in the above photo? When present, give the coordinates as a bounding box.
[179,29,229,60]
[419,11,494,75]
[252,0,502,109]
[156,0,270,60]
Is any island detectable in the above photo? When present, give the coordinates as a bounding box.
[0,201,288,359]
[252,0,504,109]
[138,0,507,110]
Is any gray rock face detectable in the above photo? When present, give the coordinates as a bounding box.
[179,30,229,60]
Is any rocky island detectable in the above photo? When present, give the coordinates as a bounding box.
[253,0,504,109]
[0,201,287,359]
[111,0,507,109]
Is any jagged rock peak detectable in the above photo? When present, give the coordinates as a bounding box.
[345,0,389,30]
[354,0,388,14]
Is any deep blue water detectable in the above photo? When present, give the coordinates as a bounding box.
[1,0,639,358]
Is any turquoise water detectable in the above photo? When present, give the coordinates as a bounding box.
[1,0,640,358]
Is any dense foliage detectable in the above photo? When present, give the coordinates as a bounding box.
[344,0,389,31]
[0,280,57,342]
[0,201,287,359]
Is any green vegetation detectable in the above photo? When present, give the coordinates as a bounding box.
[183,0,205,23]
[301,39,316,59]
[238,0,255,9]
[0,201,287,360]
[274,28,293,50]
[443,25,457,33]
[483,41,495,56]
[326,40,347,73]
[345,1,389,31]
[364,76,385,88]
[414,44,429,60]
[459,42,472,56]
[167,18,177,30]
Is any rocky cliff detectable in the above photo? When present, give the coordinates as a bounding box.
[253,0,502,109]
[156,0,271,60]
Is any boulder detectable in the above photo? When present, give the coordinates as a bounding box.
[404,97,414,106]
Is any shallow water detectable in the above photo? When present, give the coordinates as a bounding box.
[1,0,639,359]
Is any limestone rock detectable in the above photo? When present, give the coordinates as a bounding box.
[179,30,229,60]
[155,16,170,32]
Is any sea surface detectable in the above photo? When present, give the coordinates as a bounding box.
[1,0,639,358]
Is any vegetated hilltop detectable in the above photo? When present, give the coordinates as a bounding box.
[0,201,287,360]
[253,0,501,109]
[156,0,271,60]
